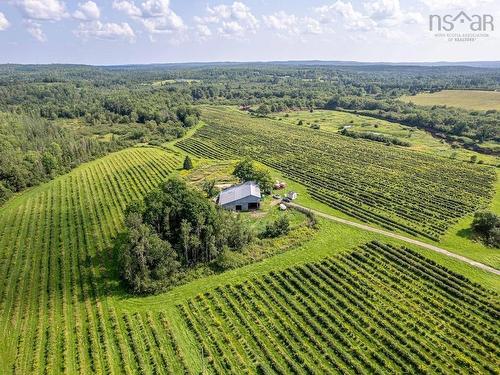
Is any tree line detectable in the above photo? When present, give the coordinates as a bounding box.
[0,112,127,205]
[326,95,499,145]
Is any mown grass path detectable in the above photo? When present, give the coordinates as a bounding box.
[286,201,500,275]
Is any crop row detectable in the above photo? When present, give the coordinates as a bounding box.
[179,241,500,374]
[0,148,187,374]
[177,107,496,240]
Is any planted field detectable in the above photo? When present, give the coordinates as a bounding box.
[179,241,500,374]
[401,90,500,111]
[0,144,498,374]
[177,107,496,240]
[0,147,190,374]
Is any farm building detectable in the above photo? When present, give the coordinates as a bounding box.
[287,191,298,200]
[217,181,261,211]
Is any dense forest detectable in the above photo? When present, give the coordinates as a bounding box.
[0,62,499,205]
[0,113,127,204]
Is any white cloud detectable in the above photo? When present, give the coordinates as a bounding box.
[195,1,259,38]
[263,12,324,36]
[263,12,299,34]
[419,0,494,11]
[73,1,100,21]
[112,0,142,17]
[195,23,212,39]
[74,21,136,42]
[112,0,185,34]
[142,13,184,34]
[314,0,423,34]
[25,20,47,41]
[14,0,68,21]
[364,0,423,26]
[303,17,323,34]
[316,1,376,31]
[0,12,10,31]
[365,0,401,20]
[141,0,171,18]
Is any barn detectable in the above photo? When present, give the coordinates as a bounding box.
[217,181,261,211]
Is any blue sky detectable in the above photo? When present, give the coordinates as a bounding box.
[0,0,499,64]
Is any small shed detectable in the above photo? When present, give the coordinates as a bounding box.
[279,203,287,211]
[217,181,261,211]
[287,191,298,200]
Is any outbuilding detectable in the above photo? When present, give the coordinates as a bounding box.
[217,181,261,211]
[287,191,298,200]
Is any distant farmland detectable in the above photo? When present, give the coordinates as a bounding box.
[401,90,500,111]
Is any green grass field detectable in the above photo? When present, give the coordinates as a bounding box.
[0,143,499,374]
[401,90,500,111]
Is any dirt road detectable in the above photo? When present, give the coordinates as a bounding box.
[285,202,500,276]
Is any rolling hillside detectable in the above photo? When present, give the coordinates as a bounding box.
[0,147,186,374]
[177,106,496,241]
[0,143,498,374]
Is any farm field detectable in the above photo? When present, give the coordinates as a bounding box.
[176,106,496,242]
[400,89,500,111]
[272,109,499,165]
[0,147,190,375]
[0,144,498,374]
[179,241,500,374]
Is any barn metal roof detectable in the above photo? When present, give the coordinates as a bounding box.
[218,181,261,205]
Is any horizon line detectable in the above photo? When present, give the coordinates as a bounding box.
[1,59,499,67]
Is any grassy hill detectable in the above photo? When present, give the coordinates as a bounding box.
[0,140,498,374]
[0,147,184,374]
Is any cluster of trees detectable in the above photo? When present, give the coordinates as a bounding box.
[340,128,411,147]
[118,178,254,294]
[0,82,200,136]
[326,95,499,144]
[471,211,499,248]
[261,215,290,238]
[0,112,125,205]
[233,158,273,194]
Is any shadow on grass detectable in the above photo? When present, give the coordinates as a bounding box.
[456,227,473,239]
[87,232,132,301]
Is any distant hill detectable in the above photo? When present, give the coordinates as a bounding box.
[1,60,499,69]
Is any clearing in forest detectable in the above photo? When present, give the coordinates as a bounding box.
[401,90,500,111]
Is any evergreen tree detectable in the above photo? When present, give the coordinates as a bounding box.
[183,155,193,170]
